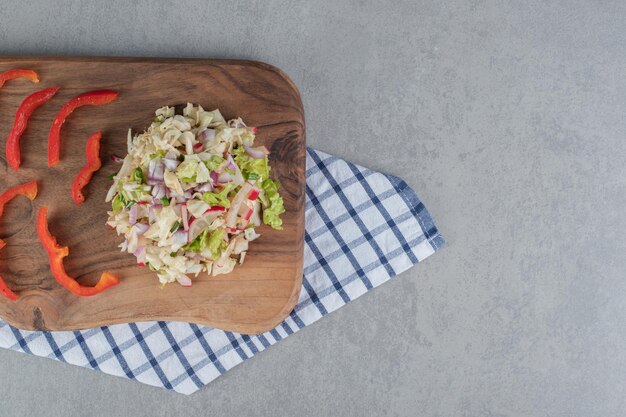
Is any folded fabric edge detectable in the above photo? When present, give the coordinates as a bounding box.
[386,174,445,253]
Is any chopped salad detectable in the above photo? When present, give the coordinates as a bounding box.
[106,104,285,286]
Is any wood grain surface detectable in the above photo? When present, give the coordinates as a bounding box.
[0,56,305,334]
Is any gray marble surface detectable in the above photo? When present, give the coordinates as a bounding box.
[1,0,626,416]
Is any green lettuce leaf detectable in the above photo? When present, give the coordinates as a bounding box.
[185,229,207,253]
[112,194,125,212]
[261,178,285,230]
[207,228,227,260]
[204,155,225,172]
[232,146,270,181]
[202,183,233,208]
[130,167,144,184]
[185,228,227,260]
[176,155,200,182]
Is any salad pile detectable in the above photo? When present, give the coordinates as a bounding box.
[106,104,285,286]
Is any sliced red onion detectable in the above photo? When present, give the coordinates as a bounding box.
[217,172,232,184]
[111,154,124,163]
[209,171,219,184]
[129,204,138,224]
[151,183,166,199]
[148,159,165,181]
[196,182,213,192]
[146,177,162,187]
[148,158,157,176]
[162,158,180,171]
[244,145,268,159]
[181,204,189,231]
[171,192,186,203]
[134,223,149,235]
[227,159,236,170]
[165,150,178,159]
[154,164,165,180]
[133,245,145,258]
[148,204,162,223]
[193,143,203,153]
[183,190,192,199]
[171,229,188,245]
[227,155,245,185]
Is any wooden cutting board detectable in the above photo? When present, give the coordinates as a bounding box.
[0,56,305,334]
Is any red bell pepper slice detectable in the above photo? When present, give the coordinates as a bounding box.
[0,69,39,89]
[0,180,38,301]
[6,87,60,170]
[48,90,118,167]
[36,206,120,296]
[71,131,103,204]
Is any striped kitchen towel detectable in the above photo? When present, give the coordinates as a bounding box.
[0,147,444,395]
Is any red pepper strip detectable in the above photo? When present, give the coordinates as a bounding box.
[6,87,60,170]
[0,69,39,89]
[36,206,120,296]
[0,180,38,301]
[0,180,38,216]
[48,90,118,167]
[71,131,102,205]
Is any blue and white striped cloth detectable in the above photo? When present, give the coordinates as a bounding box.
[0,148,444,395]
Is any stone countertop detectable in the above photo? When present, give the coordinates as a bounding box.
[1,1,625,416]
